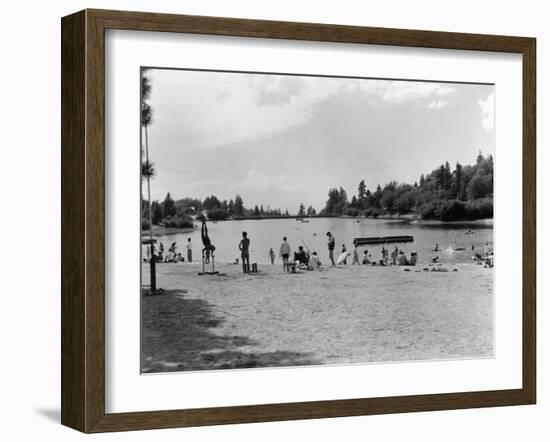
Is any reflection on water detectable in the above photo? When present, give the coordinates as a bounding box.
[143,218,493,266]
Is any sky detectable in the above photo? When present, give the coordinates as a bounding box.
[142,68,494,212]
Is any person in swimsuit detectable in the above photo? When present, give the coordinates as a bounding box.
[391,246,398,265]
[239,231,250,273]
[268,248,275,265]
[201,220,216,263]
[279,237,291,272]
[351,244,360,265]
[326,232,336,266]
[186,237,193,262]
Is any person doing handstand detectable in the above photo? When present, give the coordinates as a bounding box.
[201,220,216,263]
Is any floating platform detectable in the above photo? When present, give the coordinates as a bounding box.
[354,235,414,245]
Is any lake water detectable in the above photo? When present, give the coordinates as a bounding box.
[143,218,493,266]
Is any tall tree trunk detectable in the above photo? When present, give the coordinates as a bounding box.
[144,124,156,292]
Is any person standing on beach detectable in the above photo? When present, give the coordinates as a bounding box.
[326,232,335,266]
[239,231,250,273]
[391,246,398,265]
[279,237,291,272]
[352,243,360,265]
[382,247,388,265]
[268,248,275,265]
[186,238,192,262]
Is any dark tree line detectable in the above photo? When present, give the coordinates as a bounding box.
[320,152,493,221]
[142,192,304,227]
[141,192,193,229]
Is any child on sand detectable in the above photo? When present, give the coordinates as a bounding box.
[268,248,275,265]
[309,252,323,270]
[362,250,371,265]
[341,244,347,265]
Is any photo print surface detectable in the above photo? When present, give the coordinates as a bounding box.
[140,67,494,374]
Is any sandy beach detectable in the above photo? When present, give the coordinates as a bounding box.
[141,260,493,373]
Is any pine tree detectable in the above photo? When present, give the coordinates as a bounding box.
[162,192,176,218]
[234,195,244,216]
[358,179,367,200]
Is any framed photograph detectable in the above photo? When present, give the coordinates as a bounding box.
[61,9,536,433]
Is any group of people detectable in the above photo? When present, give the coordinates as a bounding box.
[144,238,194,264]
[144,220,218,265]
[144,225,418,272]
[432,240,494,268]
[355,245,418,267]
[472,242,494,268]
[263,232,418,273]
[241,235,322,273]
[144,222,496,275]
[339,243,417,267]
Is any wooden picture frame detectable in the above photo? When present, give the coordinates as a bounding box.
[61,9,536,433]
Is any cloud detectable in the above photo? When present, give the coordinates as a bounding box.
[358,81,455,104]
[240,170,290,191]
[255,76,307,106]
[428,99,449,109]
[240,170,317,194]
[148,70,458,153]
[149,70,343,151]
[478,92,494,131]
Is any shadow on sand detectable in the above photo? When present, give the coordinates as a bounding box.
[141,289,319,373]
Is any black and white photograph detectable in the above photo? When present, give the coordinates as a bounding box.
[140,67,494,374]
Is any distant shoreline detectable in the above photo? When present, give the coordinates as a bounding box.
[147,225,195,236]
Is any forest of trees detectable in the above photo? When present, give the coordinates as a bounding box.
[320,152,493,221]
[142,192,298,228]
[142,153,493,229]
